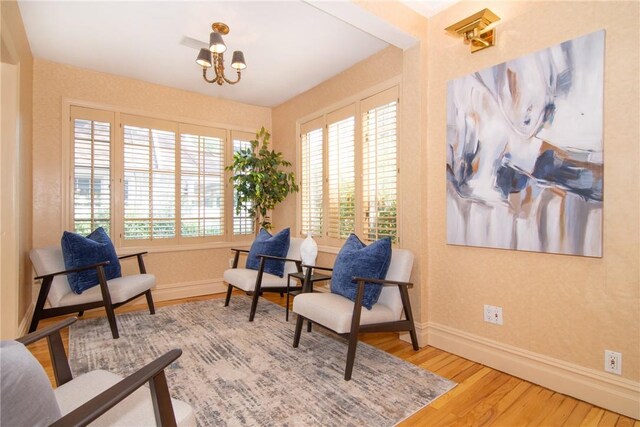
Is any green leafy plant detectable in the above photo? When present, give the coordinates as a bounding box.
[226,127,299,234]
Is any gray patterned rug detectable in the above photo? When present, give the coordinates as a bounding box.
[69,297,455,426]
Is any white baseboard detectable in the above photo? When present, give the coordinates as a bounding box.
[150,278,227,302]
[18,302,34,337]
[409,322,639,419]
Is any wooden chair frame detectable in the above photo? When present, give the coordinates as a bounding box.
[293,264,419,380]
[224,248,302,321]
[30,252,155,339]
[17,318,181,427]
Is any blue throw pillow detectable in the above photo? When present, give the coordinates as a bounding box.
[246,228,290,278]
[330,234,392,310]
[61,227,122,294]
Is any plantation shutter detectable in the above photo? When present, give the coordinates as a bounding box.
[327,105,356,240]
[122,115,177,241]
[300,118,324,237]
[361,87,399,243]
[70,106,114,236]
[230,131,255,237]
[180,124,226,239]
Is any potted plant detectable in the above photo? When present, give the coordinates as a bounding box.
[226,127,299,235]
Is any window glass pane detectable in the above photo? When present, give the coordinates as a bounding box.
[301,127,323,237]
[72,118,111,235]
[123,125,176,239]
[362,100,398,243]
[327,116,355,239]
[180,133,225,238]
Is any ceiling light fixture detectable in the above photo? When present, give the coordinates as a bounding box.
[445,9,500,53]
[196,22,246,85]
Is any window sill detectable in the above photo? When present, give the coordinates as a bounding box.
[117,241,251,256]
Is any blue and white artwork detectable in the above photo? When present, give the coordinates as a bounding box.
[446,30,604,257]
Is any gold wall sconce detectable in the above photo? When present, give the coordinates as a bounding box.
[445,8,500,53]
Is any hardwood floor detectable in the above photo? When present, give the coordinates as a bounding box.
[27,292,638,427]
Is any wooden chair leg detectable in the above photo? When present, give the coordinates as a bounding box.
[224,284,233,307]
[97,267,119,339]
[293,314,305,348]
[149,370,177,427]
[399,285,419,350]
[248,287,260,322]
[145,289,156,315]
[344,330,359,381]
[29,276,53,332]
[78,311,84,317]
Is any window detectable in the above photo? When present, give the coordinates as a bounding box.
[362,93,398,242]
[299,86,399,244]
[231,131,255,236]
[300,118,324,237]
[122,115,176,240]
[68,107,257,247]
[70,106,114,236]
[180,124,226,239]
[327,107,355,240]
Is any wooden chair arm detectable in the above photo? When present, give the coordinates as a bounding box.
[49,349,183,427]
[257,254,301,264]
[352,277,413,289]
[18,318,77,387]
[230,248,250,268]
[17,317,77,346]
[118,252,148,274]
[117,251,148,260]
[34,261,110,280]
[302,264,333,273]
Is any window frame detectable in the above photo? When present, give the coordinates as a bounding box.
[296,83,401,247]
[63,100,259,251]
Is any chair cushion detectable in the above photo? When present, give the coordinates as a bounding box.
[0,341,62,426]
[57,274,156,307]
[54,370,195,427]
[61,228,122,294]
[224,268,288,292]
[293,292,395,334]
[330,234,392,310]
[30,246,73,307]
[246,228,290,277]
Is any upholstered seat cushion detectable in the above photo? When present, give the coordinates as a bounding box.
[223,268,287,291]
[56,274,156,307]
[54,370,195,427]
[0,341,62,426]
[293,292,395,334]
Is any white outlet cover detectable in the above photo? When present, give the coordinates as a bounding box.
[604,350,622,375]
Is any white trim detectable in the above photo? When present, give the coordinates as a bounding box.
[414,322,640,419]
[150,278,227,302]
[18,302,35,337]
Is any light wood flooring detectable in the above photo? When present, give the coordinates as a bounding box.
[26,292,638,427]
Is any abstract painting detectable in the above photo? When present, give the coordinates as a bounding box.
[446,30,604,257]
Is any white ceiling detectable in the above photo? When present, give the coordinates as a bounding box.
[18,1,456,107]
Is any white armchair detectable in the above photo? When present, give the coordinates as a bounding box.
[1,318,194,426]
[223,237,303,321]
[292,248,419,380]
[30,246,156,339]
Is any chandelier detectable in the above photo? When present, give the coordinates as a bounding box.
[195,22,247,85]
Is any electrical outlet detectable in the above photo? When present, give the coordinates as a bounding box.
[494,306,503,325]
[604,350,622,375]
[484,304,493,323]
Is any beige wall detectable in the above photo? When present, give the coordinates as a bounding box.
[32,59,271,291]
[1,0,34,337]
[426,0,639,381]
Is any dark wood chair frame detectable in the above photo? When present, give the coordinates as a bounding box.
[293,264,420,381]
[30,252,155,339]
[17,318,181,427]
[224,248,302,321]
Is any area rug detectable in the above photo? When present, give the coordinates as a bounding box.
[69,297,455,426]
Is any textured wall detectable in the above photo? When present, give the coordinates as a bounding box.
[425,1,639,381]
[1,0,34,332]
[32,60,271,288]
